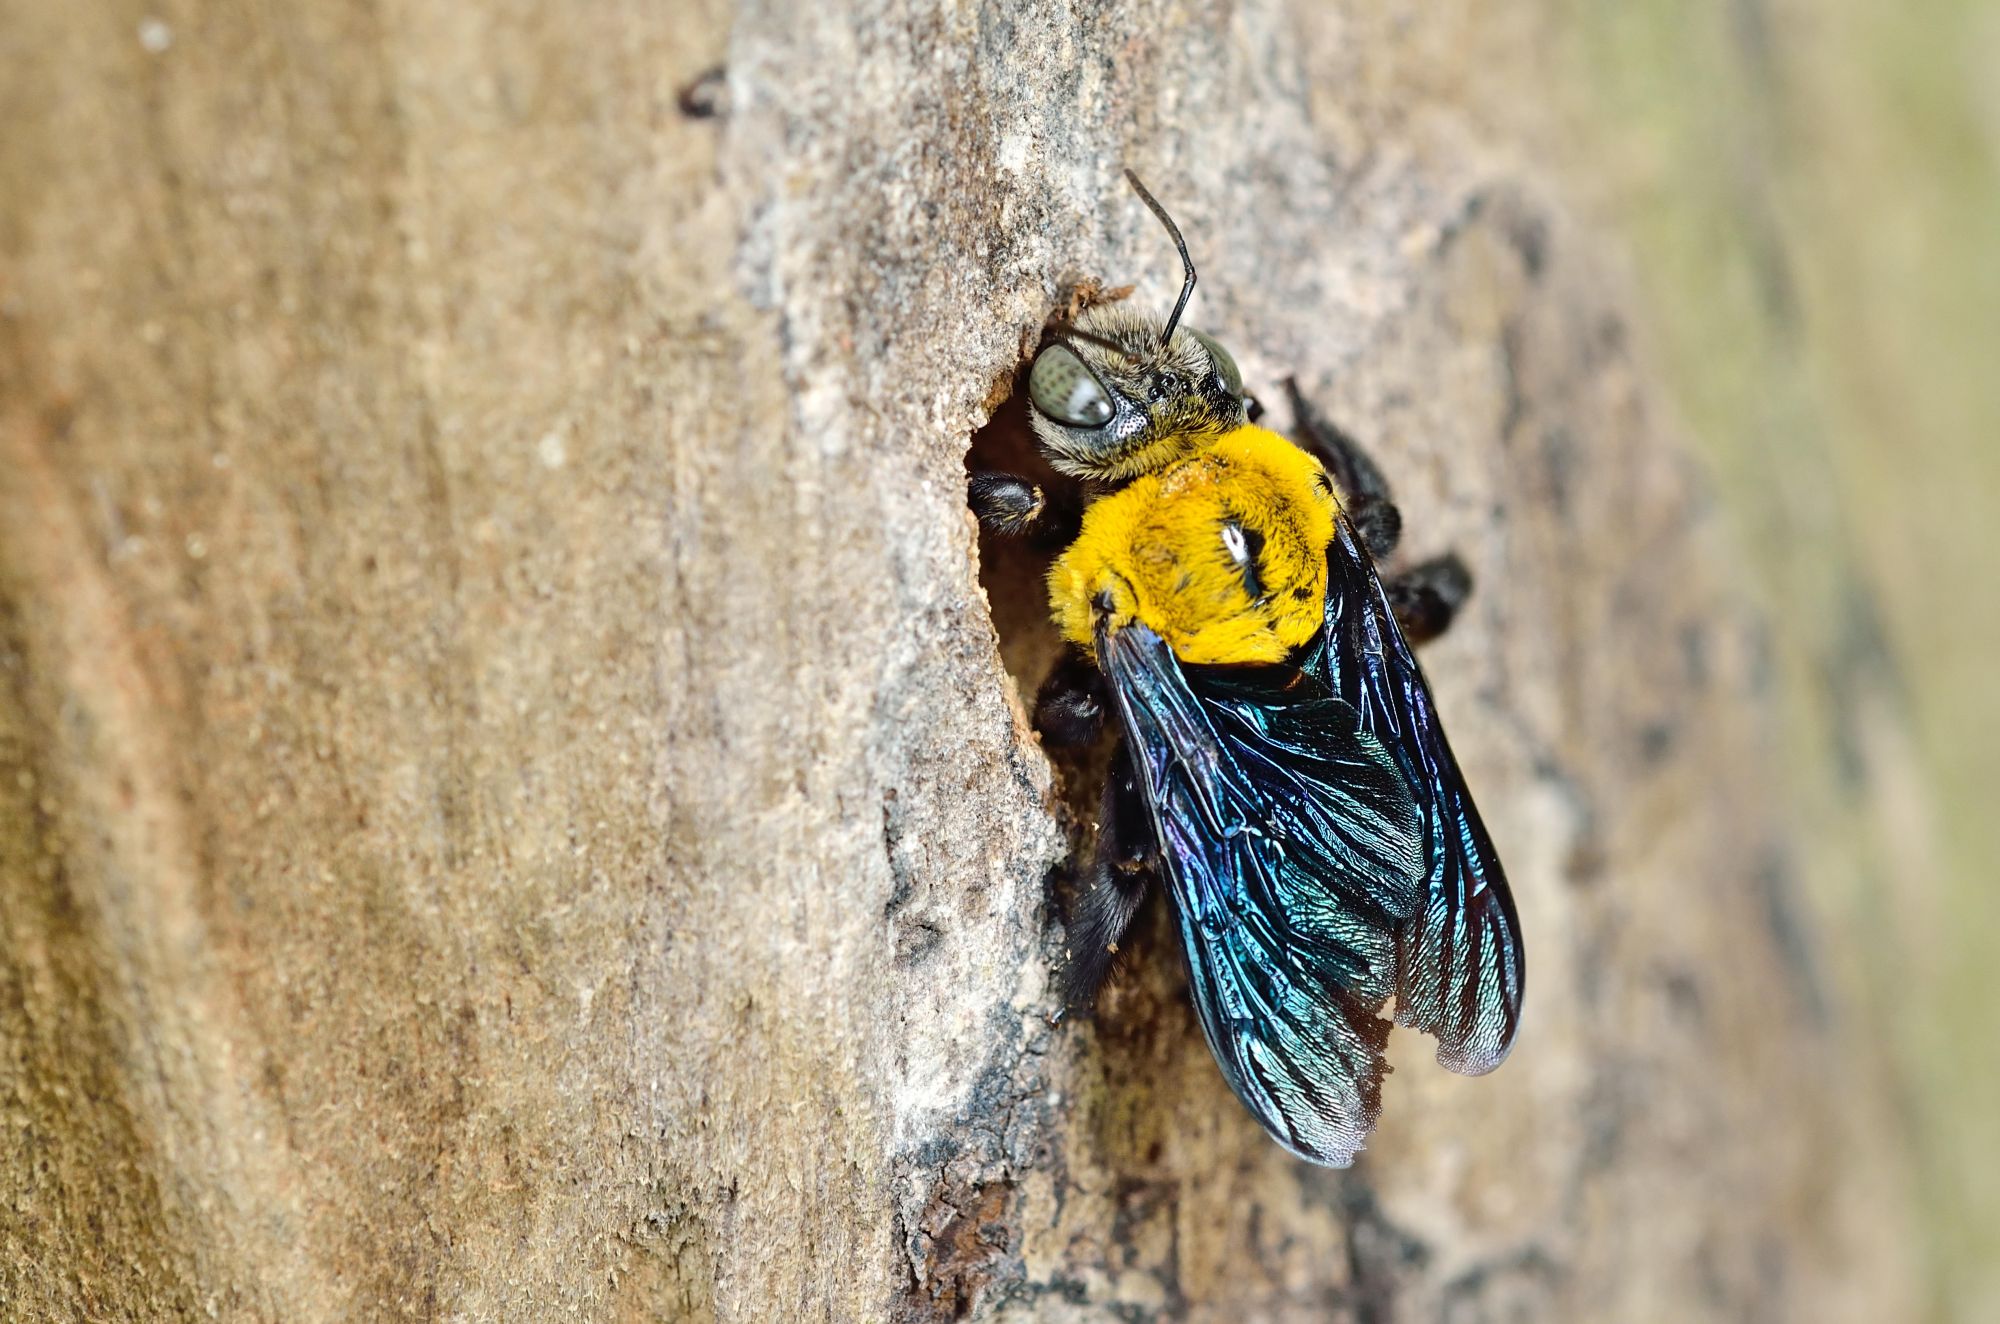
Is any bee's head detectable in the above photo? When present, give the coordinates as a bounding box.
[1027,174,1249,482]
[1027,311,1246,480]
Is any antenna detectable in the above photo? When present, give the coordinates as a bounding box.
[1124,169,1195,342]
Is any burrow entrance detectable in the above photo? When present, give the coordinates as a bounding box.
[963,352,1190,1030]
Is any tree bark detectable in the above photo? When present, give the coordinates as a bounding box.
[0,1,1924,1320]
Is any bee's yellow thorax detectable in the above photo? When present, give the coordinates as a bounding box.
[1048,425,1340,666]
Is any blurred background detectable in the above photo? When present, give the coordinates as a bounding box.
[1549,1,1999,1314]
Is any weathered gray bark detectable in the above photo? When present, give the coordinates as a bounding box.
[0,1,1924,1320]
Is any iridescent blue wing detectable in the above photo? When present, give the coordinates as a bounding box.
[1097,623,1428,1166]
[1302,517,1526,1075]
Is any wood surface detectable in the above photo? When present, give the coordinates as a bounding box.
[0,2,1924,1318]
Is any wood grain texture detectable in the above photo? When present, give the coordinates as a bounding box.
[0,1,1923,1319]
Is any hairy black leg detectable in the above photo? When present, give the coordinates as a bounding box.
[1284,376,1476,639]
[1282,378,1402,561]
[1383,553,1473,646]
[968,470,1083,547]
[1033,647,1109,747]
[1283,377,1393,506]
[1061,738,1155,1013]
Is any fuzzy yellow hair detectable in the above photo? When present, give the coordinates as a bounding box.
[1048,425,1339,666]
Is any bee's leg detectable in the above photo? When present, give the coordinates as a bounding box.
[1286,378,1477,642]
[1062,738,1155,1013]
[1383,552,1473,646]
[1282,378,1402,561]
[968,471,1083,546]
[1033,646,1109,747]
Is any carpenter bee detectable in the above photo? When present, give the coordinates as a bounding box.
[969,174,1524,1167]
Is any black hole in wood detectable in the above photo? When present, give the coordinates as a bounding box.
[966,378,1111,837]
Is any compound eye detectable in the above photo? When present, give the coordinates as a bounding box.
[1187,328,1243,399]
[1029,343,1115,429]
